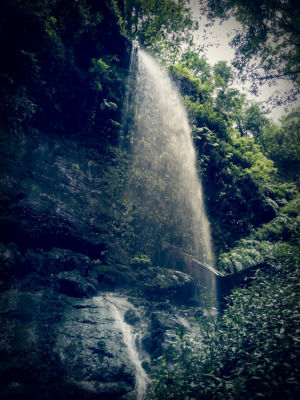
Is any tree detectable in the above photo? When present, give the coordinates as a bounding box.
[262,107,300,182]
[213,60,233,87]
[180,50,211,80]
[169,53,282,254]
[113,0,195,61]
[236,103,270,142]
[205,0,300,104]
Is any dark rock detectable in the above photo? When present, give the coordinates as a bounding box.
[0,243,97,290]
[151,312,169,330]
[138,266,194,304]
[90,263,133,289]
[141,333,154,354]
[106,245,129,265]
[70,380,133,399]
[194,308,204,319]
[0,6,146,399]
[0,131,111,259]
[140,313,167,357]
[56,270,97,297]
[53,295,138,394]
[24,247,93,276]
[124,309,139,325]
[17,272,52,292]
[142,331,163,358]
[0,242,24,289]
[88,263,194,304]
[0,290,140,400]
[88,340,114,358]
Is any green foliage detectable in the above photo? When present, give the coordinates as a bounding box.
[0,0,127,140]
[254,193,300,243]
[205,0,300,103]
[148,245,300,399]
[218,239,273,273]
[180,50,211,81]
[89,58,110,91]
[233,136,277,187]
[169,49,299,255]
[170,63,209,102]
[217,189,299,273]
[114,0,195,62]
[281,190,300,216]
[193,126,278,253]
[237,103,270,139]
[262,108,300,183]
[129,254,152,268]
[213,61,233,87]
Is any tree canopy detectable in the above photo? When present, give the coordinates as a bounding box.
[205,0,300,104]
[113,0,195,61]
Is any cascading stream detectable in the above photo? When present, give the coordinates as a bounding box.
[124,46,214,265]
[110,303,148,400]
[95,295,148,400]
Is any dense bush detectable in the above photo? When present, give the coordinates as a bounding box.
[147,244,300,399]
[217,191,300,273]
[0,0,129,142]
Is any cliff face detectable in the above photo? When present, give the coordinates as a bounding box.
[0,128,197,400]
[0,132,111,260]
[0,3,215,397]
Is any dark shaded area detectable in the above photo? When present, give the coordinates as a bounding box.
[0,0,130,143]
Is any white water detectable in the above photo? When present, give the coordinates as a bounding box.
[125,47,214,265]
[95,294,148,400]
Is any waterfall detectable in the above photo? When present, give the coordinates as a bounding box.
[124,47,214,265]
[95,295,148,400]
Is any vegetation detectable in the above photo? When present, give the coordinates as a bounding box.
[147,245,300,399]
[145,44,300,395]
[205,0,300,104]
[168,51,294,254]
[0,0,129,142]
[113,0,195,59]
[262,108,300,182]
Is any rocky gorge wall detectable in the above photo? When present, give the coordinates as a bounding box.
[0,130,201,400]
[0,126,275,400]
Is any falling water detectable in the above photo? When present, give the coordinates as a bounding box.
[124,47,214,265]
[95,295,148,400]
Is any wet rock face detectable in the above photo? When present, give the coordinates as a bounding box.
[53,296,140,399]
[1,288,195,400]
[0,132,112,259]
[0,276,195,400]
[0,128,198,399]
[0,291,139,400]
[0,290,66,399]
[56,270,98,297]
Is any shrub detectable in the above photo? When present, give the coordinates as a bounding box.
[147,245,300,399]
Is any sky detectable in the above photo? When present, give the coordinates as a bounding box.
[188,0,299,122]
